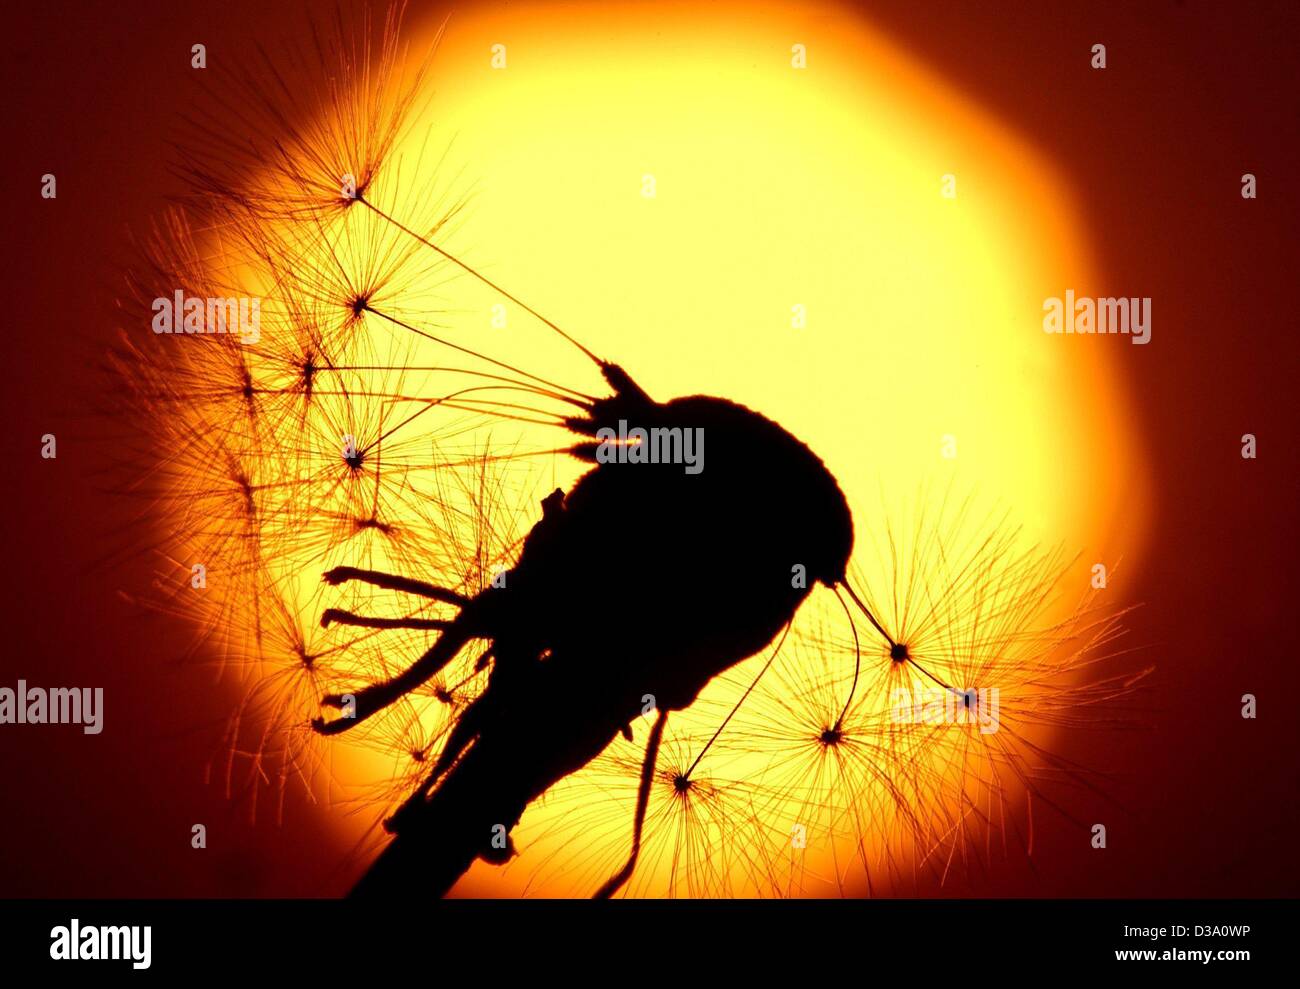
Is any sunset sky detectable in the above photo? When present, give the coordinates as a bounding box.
[3,0,1296,899]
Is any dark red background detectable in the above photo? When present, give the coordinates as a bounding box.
[3,0,1296,896]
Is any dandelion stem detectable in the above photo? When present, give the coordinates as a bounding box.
[831,584,862,729]
[320,609,451,631]
[363,303,594,401]
[357,194,604,367]
[321,565,469,606]
[840,579,896,647]
[684,621,792,780]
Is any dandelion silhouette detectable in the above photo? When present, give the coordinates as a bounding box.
[114,3,1148,897]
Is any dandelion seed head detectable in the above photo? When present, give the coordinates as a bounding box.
[347,292,371,320]
[114,6,1147,897]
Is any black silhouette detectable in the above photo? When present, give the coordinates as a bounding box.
[313,361,861,898]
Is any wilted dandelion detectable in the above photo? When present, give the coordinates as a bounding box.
[112,2,1149,898]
